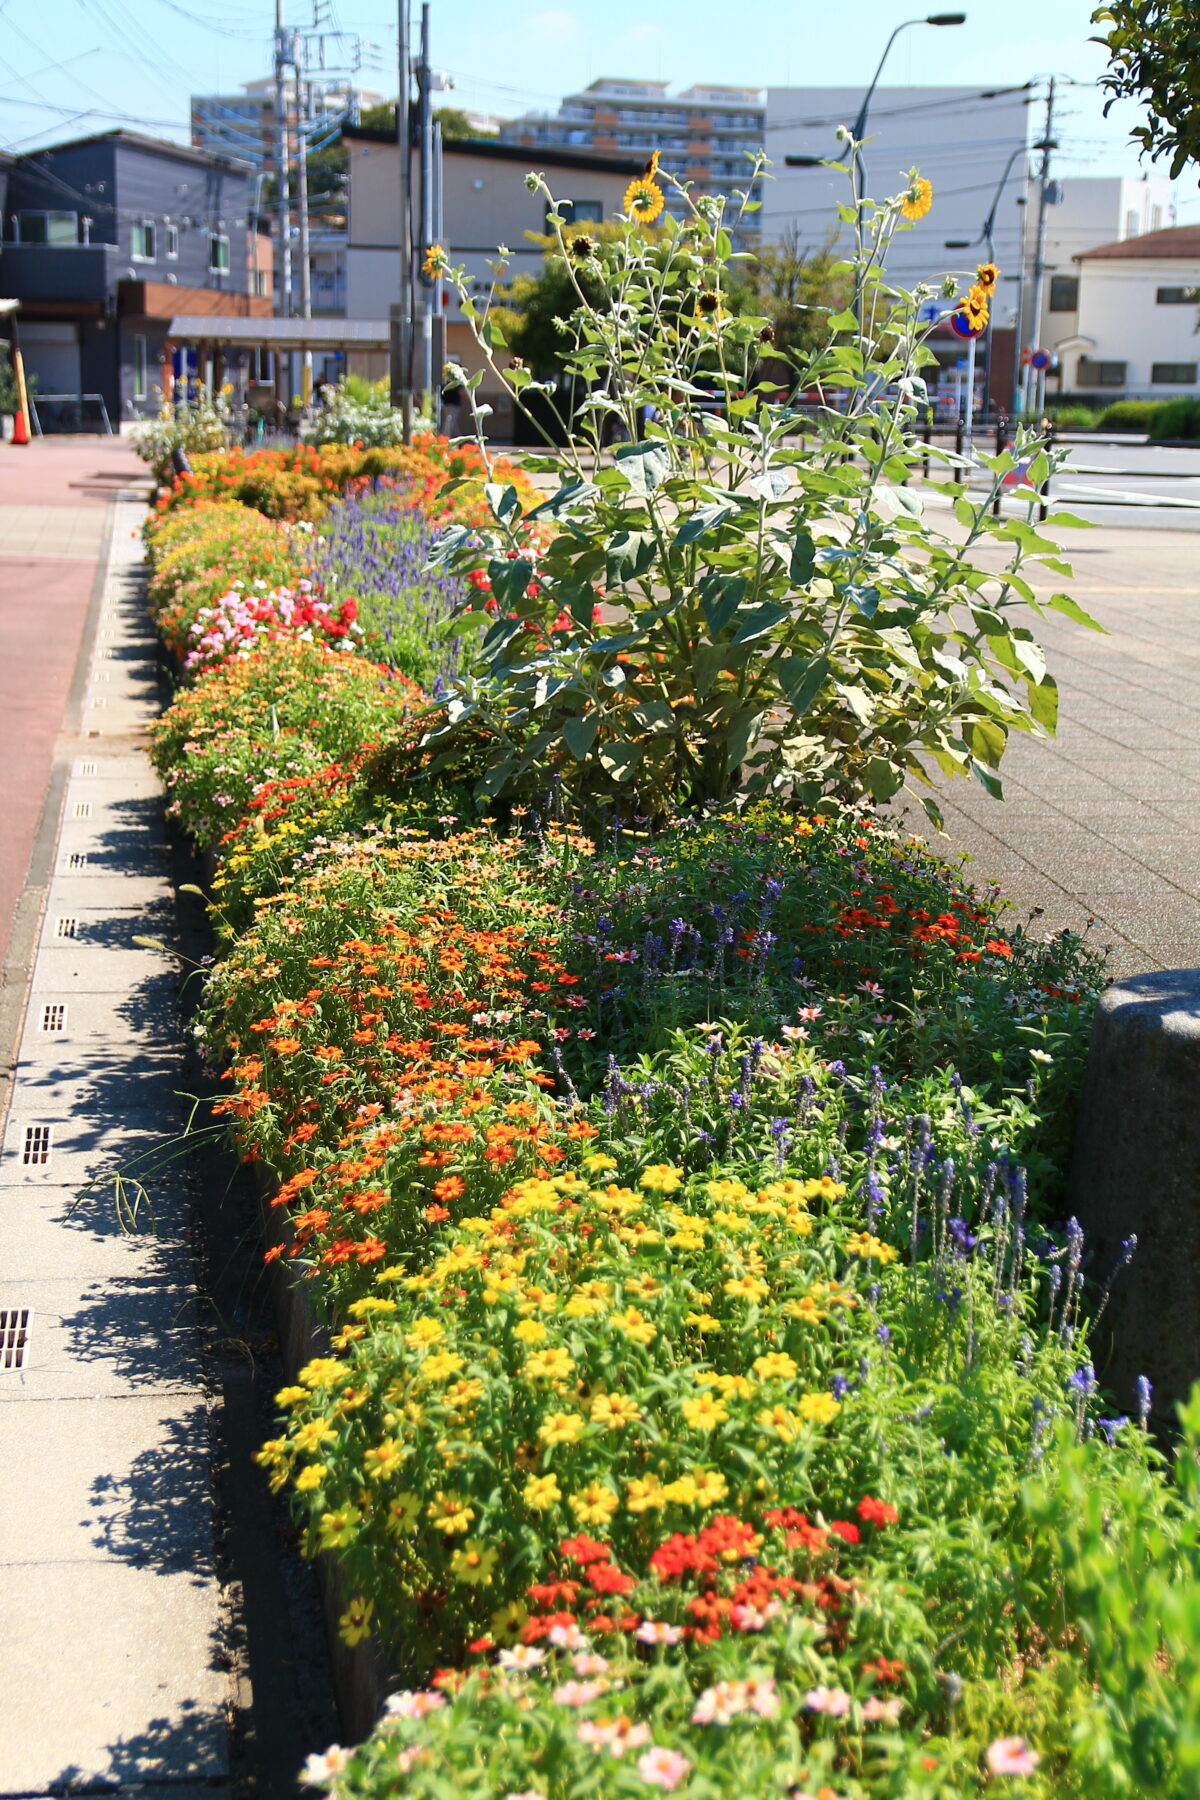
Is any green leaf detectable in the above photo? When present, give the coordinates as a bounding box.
[731,602,791,646]
[526,479,597,521]
[838,684,874,726]
[964,716,1007,768]
[561,715,598,760]
[789,531,816,584]
[606,531,656,587]
[863,757,904,802]
[1028,674,1059,733]
[777,653,830,714]
[1046,592,1106,632]
[487,557,533,610]
[921,792,946,831]
[970,758,1005,800]
[484,482,520,523]
[699,573,748,637]
[614,440,672,495]
[630,699,676,736]
[673,503,734,547]
[598,738,644,782]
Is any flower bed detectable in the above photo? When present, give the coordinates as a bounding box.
[136,191,1200,1794]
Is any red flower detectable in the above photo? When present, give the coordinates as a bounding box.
[857,1495,899,1528]
[829,1520,860,1546]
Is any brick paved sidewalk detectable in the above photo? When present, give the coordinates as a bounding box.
[907,522,1200,973]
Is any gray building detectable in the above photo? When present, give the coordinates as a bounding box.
[1,130,271,429]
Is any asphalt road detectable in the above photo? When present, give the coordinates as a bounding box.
[978,435,1200,532]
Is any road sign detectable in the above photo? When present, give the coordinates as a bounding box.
[1031,349,1051,371]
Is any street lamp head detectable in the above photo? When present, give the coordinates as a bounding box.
[926,11,966,21]
[784,155,825,167]
[944,238,972,248]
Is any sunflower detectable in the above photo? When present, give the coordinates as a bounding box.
[693,289,724,327]
[642,149,661,181]
[569,233,595,259]
[899,176,933,221]
[960,284,990,329]
[623,174,665,225]
[422,242,448,279]
[975,261,999,292]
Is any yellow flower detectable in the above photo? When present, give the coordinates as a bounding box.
[406,1317,445,1348]
[783,1294,827,1324]
[538,1411,586,1445]
[583,1152,617,1173]
[723,1274,769,1303]
[318,1504,362,1549]
[294,1462,328,1492]
[639,1163,684,1194]
[753,1352,798,1382]
[798,1391,842,1426]
[491,1599,529,1642]
[421,1350,466,1382]
[524,1472,562,1511]
[569,1481,620,1526]
[661,1473,698,1506]
[707,1178,750,1204]
[611,1307,656,1346]
[681,1393,729,1431]
[514,1317,549,1345]
[450,1540,499,1586]
[427,1490,475,1534]
[363,1439,404,1481]
[590,1392,641,1430]
[692,1469,729,1507]
[524,1347,575,1383]
[685,1311,721,1332]
[623,175,665,224]
[338,1595,374,1646]
[563,1292,607,1318]
[899,175,933,220]
[976,260,999,292]
[845,1231,898,1265]
[422,241,447,279]
[386,1492,421,1534]
[348,1296,395,1318]
[757,1405,800,1443]
[299,1357,348,1390]
[293,1418,338,1455]
[275,1386,308,1408]
[626,1473,667,1512]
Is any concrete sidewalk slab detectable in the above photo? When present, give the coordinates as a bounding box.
[0,1275,200,1399]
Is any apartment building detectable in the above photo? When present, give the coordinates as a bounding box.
[501,79,765,238]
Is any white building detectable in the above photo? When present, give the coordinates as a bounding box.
[763,86,1034,299]
[1051,226,1200,401]
[1031,174,1175,371]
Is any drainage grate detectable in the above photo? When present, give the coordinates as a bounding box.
[0,1310,31,1372]
[77,761,97,777]
[67,853,88,870]
[72,801,92,819]
[55,916,78,939]
[40,1004,66,1034]
[22,1125,51,1166]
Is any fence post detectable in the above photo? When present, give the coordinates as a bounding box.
[921,414,932,478]
[954,416,964,462]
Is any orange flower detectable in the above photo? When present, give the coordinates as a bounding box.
[434,1176,466,1202]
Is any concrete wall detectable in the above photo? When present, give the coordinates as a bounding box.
[762,86,1032,318]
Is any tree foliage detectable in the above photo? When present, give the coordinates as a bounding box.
[1092,1,1200,177]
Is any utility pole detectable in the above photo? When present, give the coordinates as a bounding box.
[1022,77,1056,418]
[432,116,445,429]
[392,0,414,438]
[295,61,313,405]
[418,1,434,404]
[274,0,292,331]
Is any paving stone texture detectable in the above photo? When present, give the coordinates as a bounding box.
[0,442,231,1796]
[902,519,1200,975]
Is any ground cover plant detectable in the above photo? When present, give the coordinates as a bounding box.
[135,156,1200,1798]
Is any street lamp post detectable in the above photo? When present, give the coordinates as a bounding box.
[943,136,1030,427]
[784,14,965,325]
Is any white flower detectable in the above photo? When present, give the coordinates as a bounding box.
[300,1745,352,1783]
[498,1644,547,1672]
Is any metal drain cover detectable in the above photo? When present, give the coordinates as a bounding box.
[0,1310,31,1371]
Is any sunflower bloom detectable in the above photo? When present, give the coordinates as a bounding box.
[975,261,999,292]
[422,242,448,279]
[623,175,665,225]
[899,176,933,221]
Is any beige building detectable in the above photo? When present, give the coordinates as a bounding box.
[342,128,638,422]
[1049,225,1200,402]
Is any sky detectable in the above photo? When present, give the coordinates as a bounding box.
[2,0,1197,221]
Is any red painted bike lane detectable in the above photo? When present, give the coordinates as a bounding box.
[0,438,150,977]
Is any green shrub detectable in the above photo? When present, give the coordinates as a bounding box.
[1149,397,1200,440]
[1097,399,1164,432]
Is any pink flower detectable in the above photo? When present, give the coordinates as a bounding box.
[572,1651,610,1676]
[548,1621,590,1650]
[577,1717,652,1757]
[863,1695,904,1724]
[636,1746,692,1790]
[692,1679,779,1725]
[553,1680,607,1707]
[805,1684,852,1717]
[498,1645,546,1673]
[987,1737,1040,1776]
[797,1004,823,1020]
[300,1745,351,1783]
[729,1599,780,1632]
[635,1620,684,1646]
[383,1689,445,1720]
[503,1792,545,1800]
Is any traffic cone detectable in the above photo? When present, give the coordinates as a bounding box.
[11,347,31,445]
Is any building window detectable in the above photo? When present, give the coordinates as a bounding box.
[1156,285,1197,305]
[1151,205,1163,232]
[1049,275,1079,312]
[208,233,230,273]
[165,224,179,259]
[1124,209,1139,238]
[132,334,148,400]
[16,210,77,245]
[251,269,268,298]
[546,199,603,227]
[1077,357,1126,387]
[1151,362,1197,385]
[131,219,156,261]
